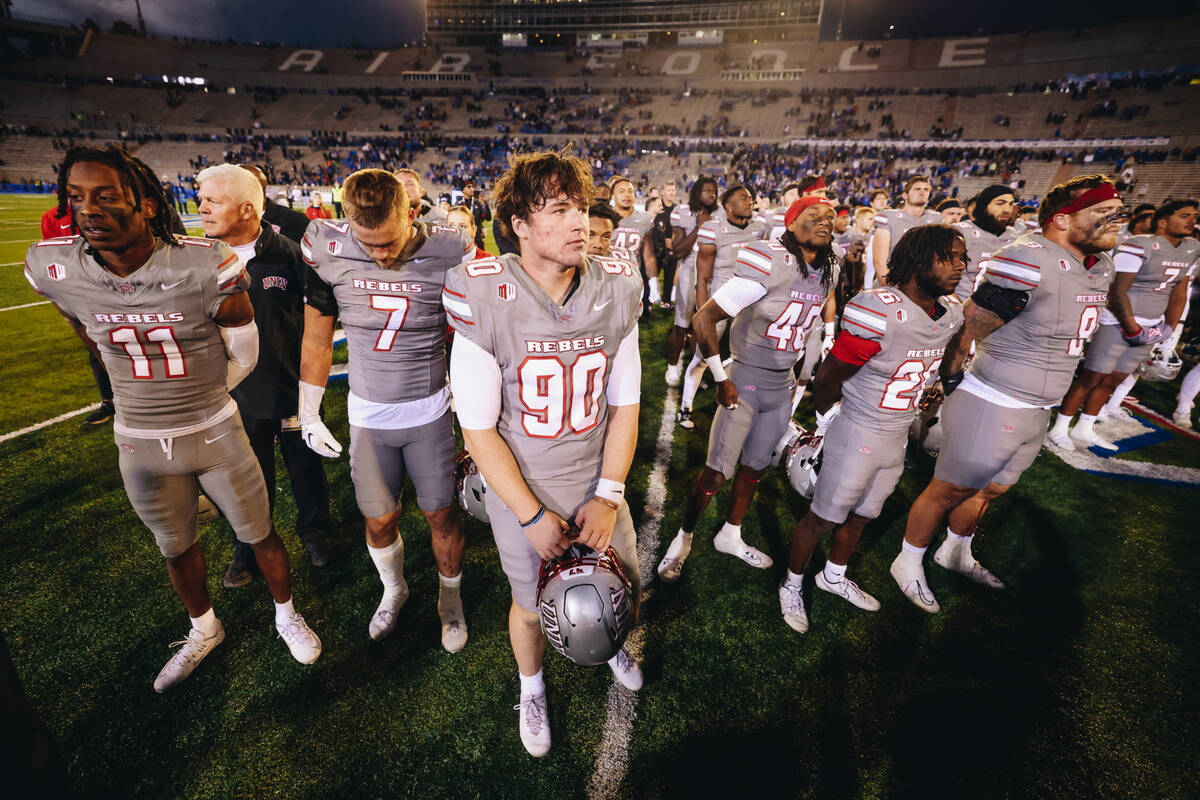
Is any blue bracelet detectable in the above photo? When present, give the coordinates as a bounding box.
[519,504,545,528]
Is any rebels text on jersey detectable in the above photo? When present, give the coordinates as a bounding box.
[302,219,475,404]
[726,241,838,371]
[840,288,965,434]
[442,252,642,490]
[970,233,1116,406]
[25,235,249,434]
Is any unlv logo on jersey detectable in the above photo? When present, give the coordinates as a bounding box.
[497,282,517,302]
[1058,259,1070,272]
[327,241,343,256]
[896,309,908,322]
[46,263,67,281]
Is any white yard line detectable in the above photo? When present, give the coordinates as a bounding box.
[0,403,101,444]
[0,300,50,312]
[587,386,678,800]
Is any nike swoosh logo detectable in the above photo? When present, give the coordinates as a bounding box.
[204,431,230,445]
[161,279,186,290]
[593,299,612,312]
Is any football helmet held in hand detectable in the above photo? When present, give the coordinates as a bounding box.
[537,542,633,666]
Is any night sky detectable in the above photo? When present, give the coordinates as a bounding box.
[15,0,1198,48]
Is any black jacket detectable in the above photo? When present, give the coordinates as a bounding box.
[230,222,307,420]
[262,199,311,244]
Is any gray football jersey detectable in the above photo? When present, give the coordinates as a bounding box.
[26,235,249,433]
[671,204,724,275]
[301,219,474,404]
[839,288,965,434]
[971,233,1116,406]
[443,253,642,491]
[728,241,837,371]
[611,209,655,264]
[953,218,1017,300]
[698,215,769,295]
[1113,235,1200,320]
[874,207,943,257]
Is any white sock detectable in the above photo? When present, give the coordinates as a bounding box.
[896,540,926,571]
[822,561,846,583]
[945,529,973,562]
[680,350,707,410]
[791,381,807,415]
[1049,412,1073,437]
[1179,363,1200,413]
[273,597,295,627]
[519,669,545,696]
[902,540,927,555]
[1105,374,1137,412]
[784,568,804,588]
[648,279,661,303]
[190,607,219,636]
[368,537,405,592]
[1074,413,1096,437]
[945,528,970,546]
[439,572,462,591]
[665,529,693,561]
[717,522,742,541]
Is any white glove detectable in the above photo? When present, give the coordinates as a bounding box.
[299,380,342,458]
[815,402,840,433]
[821,322,836,359]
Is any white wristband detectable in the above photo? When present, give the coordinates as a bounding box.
[705,355,728,383]
[823,322,835,338]
[596,478,625,504]
[298,380,326,424]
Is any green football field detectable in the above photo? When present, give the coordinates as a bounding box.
[2,193,1199,799]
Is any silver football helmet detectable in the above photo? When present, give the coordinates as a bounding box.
[537,542,634,666]
[785,430,825,499]
[769,420,806,467]
[455,451,490,523]
[1138,345,1183,382]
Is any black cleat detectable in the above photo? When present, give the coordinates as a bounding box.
[84,401,115,425]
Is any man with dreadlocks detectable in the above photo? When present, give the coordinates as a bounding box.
[656,196,840,584]
[23,146,322,691]
[777,225,966,633]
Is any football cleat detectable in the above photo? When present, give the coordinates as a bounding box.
[153,622,225,693]
[1173,408,1195,430]
[784,430,824,498]
[1069,427,1118,452]
[1098,405,1135,425]
[369,579,410,641]
[676,408,695,430]
[933,541,1006,589]
[276,612,322,664]
[778,581,809,633]
[438,584,468,654]
[656,531,693,584]
[712,528,773,568]
[889,555,941,613]
[1045,429,1076,451]
[608,648,644,691]
[515,690,551,757]
[665,362,682,388]
[815,571,881,611]
[84,400,115,425]
[538,543,634,666]
[455,451,490,523]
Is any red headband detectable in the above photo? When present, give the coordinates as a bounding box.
[784,196,836,228]
[836,208,850,217]
[804,177,827,192]
[1053,183,1121,217]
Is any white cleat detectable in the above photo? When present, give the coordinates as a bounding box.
[438,587,468,654]
[153,622,225,693]
[889,555,941,613]
[515,690,551,757]
[1070,427,1118,452]
[665,363,682,388]
[1045,429,1076,451]
[608,648,644,691]
[1098,405,1135,425]
[1173,409,1195,430]
[276,612,322,664]
[779,581,809,633]
[933,542,1006,590]
[656,531,693,583]
[369,579,410,641]
[815,571,881,611]
[713,529,773,569]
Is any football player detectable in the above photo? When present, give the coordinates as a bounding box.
[664,178,720,387]
[873,177,942,284]
[658,196,840,583]
[587,202,626,259]
[953,185,1017,300]
[677,185,769,430]
[26,146,321,691]
[1049,199,1198,449]
[444,150,644,757]
[299,169,472,652]
[779,225,966,632]
[396,168,448,225]
[893,176,1120,612]
[937,199,966,225]
[610,177,660,308]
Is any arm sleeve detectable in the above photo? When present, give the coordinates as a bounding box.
[606,324,641,406]
[220,320,259,390]
[712,276,768,317]
[449,333,502,430]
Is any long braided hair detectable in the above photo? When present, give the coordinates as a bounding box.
[56,145,181,248]
[780,229,838,288]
